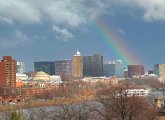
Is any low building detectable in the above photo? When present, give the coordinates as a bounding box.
[16,80,24,88]
[16,73,28,81]
[126,89,151,97]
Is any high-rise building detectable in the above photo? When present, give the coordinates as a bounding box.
[83,54,103,77]
[34,61,55,75]
[0,56,16,88]
[154,64,165,78]
[128,65,144,78]
[72,50,83,79]
[104,60,124,77]
[17,62,25,74]
[55,60,72,81]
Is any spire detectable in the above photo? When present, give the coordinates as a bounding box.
[75,49,81,56]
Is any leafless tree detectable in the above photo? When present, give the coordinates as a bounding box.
[48,101,100,120]
[95,82,158,120]
[24,107,49,120]
[0,111,12,120]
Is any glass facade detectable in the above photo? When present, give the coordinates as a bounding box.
[104,63,124,77]
[34,62,55,75]
[83,54,103,77]
[55,60,72,81]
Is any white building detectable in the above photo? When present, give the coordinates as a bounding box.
[16,73,28,81]
[126,89,151,97]
[17,62,25,74]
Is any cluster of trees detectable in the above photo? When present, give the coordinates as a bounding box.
[34,81,93,100]
[0,81,159,120]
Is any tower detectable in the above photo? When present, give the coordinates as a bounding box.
[83,54,103,77]
[0,56,16,88]
[72,50,83,79]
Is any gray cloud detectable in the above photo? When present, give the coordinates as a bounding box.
[117,28,125,35]
[53,26,74,42]
[0,0,41,23]
[0,0,109,27]
[111,0,165,22]
[1,0,165,45]
[1,0,165,25]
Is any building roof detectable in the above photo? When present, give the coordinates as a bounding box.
[35,71,50,76]
[33,71,50,81]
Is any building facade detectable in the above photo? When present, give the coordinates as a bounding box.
[128,65,144,78]
[83,54,103,77]
[148,69,154,75]
[124,68,128,78]
[103,60,124,77]
[154,64,165,78]
[17,62,25,74]
[34,61,55,75]
[72,50,83,79]
[55,60,72,81]
[0,56,16,88]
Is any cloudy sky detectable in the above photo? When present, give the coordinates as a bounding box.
[0,0,165,71]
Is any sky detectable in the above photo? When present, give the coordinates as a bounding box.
[0,0,165,71]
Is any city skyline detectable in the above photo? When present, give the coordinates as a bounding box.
[0,0,165,71]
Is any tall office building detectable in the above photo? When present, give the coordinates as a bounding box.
[154,64,165,78]
[55,60,72,81]
[104,60,124,77]
[17,62,25,74]
[83,54,103,77]
[72,50,83,79]
[34,61,55,75]
[0,56,16,88]
[128,65,144,78]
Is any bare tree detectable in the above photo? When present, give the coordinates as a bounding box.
[24,107,49,120]
[95,83,158,120]
[48,101,100,120]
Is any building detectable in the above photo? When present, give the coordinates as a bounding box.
[128,65,144,78]
[148,69,154,75]
[16,62,25,74]
[34,61,55,75]
[104,60,124,77]
[72,50,83,79]
[126,89,150,97]
[124,68,128,78]
[0,56,16,88]
[33,71,50,81]
[16,73,28,81]
[55,60,72,81]
[154,64,165,78]
[83,54,103,77]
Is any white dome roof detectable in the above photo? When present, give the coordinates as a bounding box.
[33,71,50,81]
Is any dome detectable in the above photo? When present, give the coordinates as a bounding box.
[33,71,50,81]
[35,71,49,76]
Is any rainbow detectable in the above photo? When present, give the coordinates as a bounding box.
[91,18,141,66]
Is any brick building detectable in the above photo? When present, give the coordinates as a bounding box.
[128,65,144,78]
[0,56,16,88]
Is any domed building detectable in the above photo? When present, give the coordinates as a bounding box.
[33,71,50,81]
